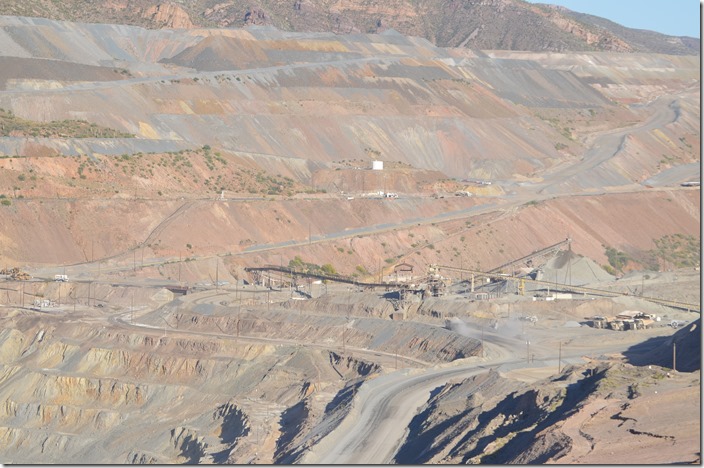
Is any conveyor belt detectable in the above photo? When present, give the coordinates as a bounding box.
[435,264,700,313]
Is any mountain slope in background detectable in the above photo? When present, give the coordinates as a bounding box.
[0,15,698,269]
[0,0,698,55]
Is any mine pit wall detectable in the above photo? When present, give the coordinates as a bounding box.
[0,312,356,463]
[0,282,172,315]
[154,296,481,363]
[274,374,371,464]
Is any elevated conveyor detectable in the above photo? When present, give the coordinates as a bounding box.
[435,264,700,313]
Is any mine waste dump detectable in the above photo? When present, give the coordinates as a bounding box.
[0,4,700,465]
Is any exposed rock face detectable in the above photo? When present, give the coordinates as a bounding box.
[394,361,701,464]
[143,2,194,28]
[243,7,268,26]
[537,5,632,52]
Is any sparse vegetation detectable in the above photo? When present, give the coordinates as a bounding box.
[604,246,630,273]
[288,255,338,276]
[364,147,381,157]
[650,233,700,268]
[355,265,370,276]
[0,108,134,138]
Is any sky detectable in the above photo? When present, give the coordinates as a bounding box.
[525,0,701,38]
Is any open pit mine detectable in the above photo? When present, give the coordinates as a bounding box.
[0,7,700,465]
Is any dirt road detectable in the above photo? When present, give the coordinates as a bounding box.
[300,328,572,464]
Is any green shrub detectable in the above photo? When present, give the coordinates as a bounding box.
[605,246,629,272]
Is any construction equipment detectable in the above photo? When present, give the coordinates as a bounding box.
[589,316,608,328]
[588,312,657,331]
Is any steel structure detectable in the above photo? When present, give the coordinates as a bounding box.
[434,264,700,313]
[487,238,572,274]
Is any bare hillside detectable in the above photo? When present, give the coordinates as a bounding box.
[0,0,698,55]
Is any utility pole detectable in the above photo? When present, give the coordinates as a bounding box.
[641,275,645,297]
[566,239,572,286]
[178,251,182,283]
[133,249,136,272]
[237,294,241,340]
[558,341,562,373]
[215,259,219,292]
[481,323,485,358]
[526,340,530,364]
[673,342,676,372]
